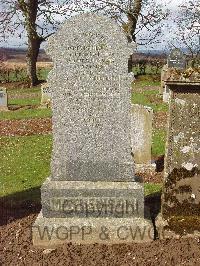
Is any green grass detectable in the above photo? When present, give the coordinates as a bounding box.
[0,108,52,120]
[8,98,41,106]
[0,135,52,197]
[0,85,52,120]
[0,134,162,202]
[131,90,168,112]
[8,86,41,94]
[37,68,51,80]
[152,129,167,157]
[134,80,161,87]
[0,70,28,83]
[144,183,162,195]
[133,74,161,86]
[133,65,162,76]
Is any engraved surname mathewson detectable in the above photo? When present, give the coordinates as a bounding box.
[49,197,138,217]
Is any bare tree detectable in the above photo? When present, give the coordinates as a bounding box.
[86,0,168,71]
[169,0,200,66]
[0,0,82,86]
[87,0,168,44]
[0,0,168,84]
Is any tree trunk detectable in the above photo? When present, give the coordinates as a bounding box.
[128,0,142,42]
[127,0,142,72]
[19,0,41,87]
[26,36,41,86]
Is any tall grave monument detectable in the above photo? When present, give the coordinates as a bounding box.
[33,13,153,247]
[157,66,200,238]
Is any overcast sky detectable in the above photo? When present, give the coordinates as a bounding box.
[0,0,192,51]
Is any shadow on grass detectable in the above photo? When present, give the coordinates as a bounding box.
[0,187,41,226]
[145,192,161,220]
[0,186,162,229]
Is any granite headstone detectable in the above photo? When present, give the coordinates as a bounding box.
[33,13,153,247]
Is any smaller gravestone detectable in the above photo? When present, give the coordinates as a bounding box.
[160,65,171,103]
[160,64,168,94]
[163,85,170,103]
[167,48,186,69]
[0,87,8,111]
[41,83,51,108]
[131,104,154,172]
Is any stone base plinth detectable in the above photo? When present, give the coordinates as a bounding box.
[41,179,145,218]
[32,212,153,247]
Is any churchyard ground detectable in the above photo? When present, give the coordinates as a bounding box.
[1,69,200,265]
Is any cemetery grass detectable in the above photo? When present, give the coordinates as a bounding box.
[0,84,52,120]
[0,108,52,120]
[2,80,199,265]
[133,74,161,86]
[0,79,165,201]
[0,135,162,201]
[152,130,166,157]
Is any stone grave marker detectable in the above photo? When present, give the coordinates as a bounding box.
[167,48,186,69]
[41,83,51,108]
[131,104,154,172]
[0,87,8,111]
[32,13,153,247]
[157,76,200,238]
[160,65,171,103]
[160,64,168,94]
[163,85,170,103]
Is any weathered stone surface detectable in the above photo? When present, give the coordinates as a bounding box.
[131,104,153,165]
[0,87,8,111]
[162,81,200,221]
[164,86,200,174]
[163,67,200,84]
[41,83,51,108]
[33,212,154,247]
[41,179,144,218]
[46,13,135,182]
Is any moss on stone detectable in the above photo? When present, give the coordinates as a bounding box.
[165,216,200,235]
[164,167,199,189]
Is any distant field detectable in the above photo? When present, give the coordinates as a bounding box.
[1,48,51,63]
[3,61,53,68]
[0,62,52,82]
